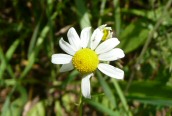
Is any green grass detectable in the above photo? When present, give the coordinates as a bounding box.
[0,0,172,115]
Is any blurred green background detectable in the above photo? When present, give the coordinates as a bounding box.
[0,0,172,115]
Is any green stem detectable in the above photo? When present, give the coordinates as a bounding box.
[79,95,83,116]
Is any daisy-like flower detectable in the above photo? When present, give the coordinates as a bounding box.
[51,25,125,98]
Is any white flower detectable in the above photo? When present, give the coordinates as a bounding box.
[51,25,125,98]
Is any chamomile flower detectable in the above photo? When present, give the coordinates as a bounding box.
[51,25,125,98]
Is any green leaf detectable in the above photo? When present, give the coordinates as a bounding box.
[8,98,25,116]
[121,81,172,106]
[1,85,27,116]
[112,79,131,115]
[28,20,41,57]
[128,96,172,106]
[55,101,63,116]
[1,96,12,116]
[118,21,149,53]
[20,26,49,79]
[113,0,121,36]
[0,38,20,79]
[6,39,20,60]
[27,100,46,116]
[96,71,117,108]
[75,0,91,29]
[85,99,119,116]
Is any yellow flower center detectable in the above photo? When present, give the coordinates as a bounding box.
[72,48,99,74]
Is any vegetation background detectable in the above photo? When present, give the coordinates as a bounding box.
[0,0,172,115]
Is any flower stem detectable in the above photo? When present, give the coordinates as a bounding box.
[79,95,83,116]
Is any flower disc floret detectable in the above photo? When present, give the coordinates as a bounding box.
[72,48,99,74]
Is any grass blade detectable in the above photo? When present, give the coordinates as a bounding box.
[113,0,121,36]
[75,0,91,29]
[0,38,21,78]
[96,70,117,108]
[85,99,119,116]
[20,26,50,79]
[28,20,41,57]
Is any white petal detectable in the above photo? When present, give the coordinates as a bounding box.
[81,73,93,98]
[60,62,74,72]
[80,27,91,48]
[99,24,107,29]
[95,38,120,54]
[98,48,125,61]
[67,27,81,50]
[51,54,72,64]
[90,29,103,50]
[59,38,76,56]
[98,63,124,79]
